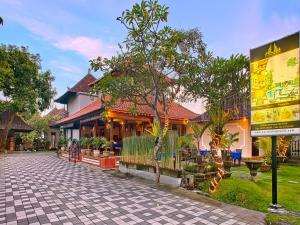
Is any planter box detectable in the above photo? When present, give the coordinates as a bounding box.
[82,156,100,166]
[120,161,181,178]
[100,157,120,169]
[119,162,182,187]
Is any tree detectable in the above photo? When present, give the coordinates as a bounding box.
[184,54,249,153]
[21,113,56,150]
[90,0,209,183]
[0,45,56,151]
[184,54,250,108]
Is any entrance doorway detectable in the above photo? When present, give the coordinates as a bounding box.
[252,137,259,156]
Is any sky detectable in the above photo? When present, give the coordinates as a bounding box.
[1,0,300,113]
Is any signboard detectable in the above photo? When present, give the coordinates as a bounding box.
[250,32,300,136]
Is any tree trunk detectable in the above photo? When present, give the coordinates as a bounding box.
[0,112,15,152]
[153,133,163,183]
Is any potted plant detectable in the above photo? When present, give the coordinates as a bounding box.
[85,137,93,155]
[220,130,239,173]
[260,159,271,172]
[79,137,89,155]
[92,137,102,157]
[101,137,111,157]
[58,135,68,151]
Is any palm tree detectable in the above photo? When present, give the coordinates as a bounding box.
[207,103,233,152]
[188,122,211,150]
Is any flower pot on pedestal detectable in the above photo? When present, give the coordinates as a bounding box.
[244,160,263,181]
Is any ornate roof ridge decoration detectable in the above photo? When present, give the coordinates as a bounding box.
[265,43,281,58]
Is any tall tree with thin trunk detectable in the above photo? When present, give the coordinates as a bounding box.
[0,45,56,151]
[90,0,209,183]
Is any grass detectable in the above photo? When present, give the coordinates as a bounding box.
[210,164,300,224]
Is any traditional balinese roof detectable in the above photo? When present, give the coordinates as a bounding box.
[55,73,96,104]
[0,112,33,132]
[54,99,198,125]
[46,108,68,126]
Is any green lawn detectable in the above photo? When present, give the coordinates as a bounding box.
[210,164,300,224]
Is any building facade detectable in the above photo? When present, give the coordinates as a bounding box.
[52,72,198,150]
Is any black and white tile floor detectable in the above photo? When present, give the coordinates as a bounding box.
[0,153,265,225]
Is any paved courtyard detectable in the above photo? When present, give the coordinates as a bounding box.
[0,153,265,225]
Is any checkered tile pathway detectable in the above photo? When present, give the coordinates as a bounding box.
[0,153,265,225]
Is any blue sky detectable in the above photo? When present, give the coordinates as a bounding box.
[1,0,300,112]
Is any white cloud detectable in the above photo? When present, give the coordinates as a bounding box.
[55,36,116,59]
[50,60,85,81]
[6,14,116,60]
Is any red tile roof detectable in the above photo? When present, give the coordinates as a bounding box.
[55,99,198,125]
[69,74,96,93]
[47,108,67,117]
[46,108,68,126]
[55,99,102,125]
[55,74,96,104]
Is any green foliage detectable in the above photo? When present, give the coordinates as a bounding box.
[90,1,210,173]
[216,164,300,223]
[208,104,232,135]
[21,113,56,150]
[212,178,269,212]
[204,158,218,172]
[122,131,181,169]
[58,135,68,148]
[79,137,89,148]
[266,213,300,225]
[32,137,50,151]
[183,164,197,173]
[220,129,239,151]
[101,137,111,149]
[184,54,250,108]
[177,134,193,149]
[188,122,210,149]
[0,45,56,113]
[146,121,168,138]
[91,137,102,150]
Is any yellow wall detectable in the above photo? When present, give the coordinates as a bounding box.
[194,119,253,158]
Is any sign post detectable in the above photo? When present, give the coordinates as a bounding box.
[250,32,300,210]
[271,136,277,206]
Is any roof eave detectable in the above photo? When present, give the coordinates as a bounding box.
[54,91,76,104]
